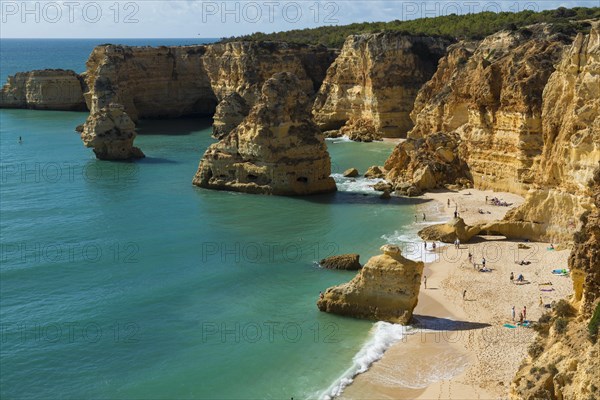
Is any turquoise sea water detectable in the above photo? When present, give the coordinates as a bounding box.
[0,40,417,399]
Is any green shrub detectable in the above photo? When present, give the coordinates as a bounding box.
[528,341,544,359]
[588,302,600,343]
[222,7,600,48]
[554,300,575,318]
[554,317,568,334]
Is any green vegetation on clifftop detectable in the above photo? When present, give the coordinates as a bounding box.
[222,7,600,47]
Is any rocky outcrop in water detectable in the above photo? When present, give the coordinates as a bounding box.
[0,69,86,110]
[317,244,423,324]
[319,254,361,270]
[193,72,336,195]
[511,164,600,400]
[312,33,450,139]
[80,104,144,160]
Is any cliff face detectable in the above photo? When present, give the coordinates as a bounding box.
[204,41,335,138]
[386,23,600,241]
[0,69,86,111]
[506,25,600,241]
[312,33,450,139]
[511,165,600,400]
[83,44,217,122]
[317,245,423,324]
[193,72,336,196]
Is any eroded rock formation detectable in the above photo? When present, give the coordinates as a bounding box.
[317,244,424,324]
[0,69,86,110]
[385,23,600,241]
[211,92,249,139]
[80,104,144,160]
[83,44,217,122]
[312,33,450,139]
[419,218,480,243]
[505,24,600,241]
[204,41,336,137]
[193,72,336,195]
[511,164,600,400]
[319,254,361,270]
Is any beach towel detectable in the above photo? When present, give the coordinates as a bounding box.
[503,324,517,329]
[547,247,555,251]
[541,289,555,292]
[539,282,553,286]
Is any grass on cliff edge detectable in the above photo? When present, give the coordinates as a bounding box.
[221,7,600,47]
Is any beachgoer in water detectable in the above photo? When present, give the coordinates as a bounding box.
[415,215,417,223]
[422,213,426,221]
[432,242,436,251]
[18,136,23,144]
[319,291,324,300]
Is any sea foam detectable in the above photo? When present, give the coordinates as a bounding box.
[319,322,413,399]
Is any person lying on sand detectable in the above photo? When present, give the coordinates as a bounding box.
[515,260,532,266]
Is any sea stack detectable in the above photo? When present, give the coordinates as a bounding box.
[317,244,424,324]
[193,72,337,195]
[80,104,145,160]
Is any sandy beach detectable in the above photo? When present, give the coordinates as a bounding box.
[341,189,573,399]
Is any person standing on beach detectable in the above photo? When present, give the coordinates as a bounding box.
[482,258,486,269]
[539,296,543,307]
[448,199,451,207]
[468,252,473,264]
[510,272,514,284]
[523,306,527,321]
[423,276,427,289]
[519,312,524,325]
[463,290,467,300]
[512,306,516,321]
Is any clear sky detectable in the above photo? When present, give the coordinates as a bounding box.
[0,0,598,38]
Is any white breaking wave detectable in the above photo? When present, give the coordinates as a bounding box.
[319,322,413,400]
[331,174,385,195]
[325,136,352,144]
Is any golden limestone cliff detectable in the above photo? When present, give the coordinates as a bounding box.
[192,72,336,196]
[203,41,334,139]
[511,164,600,400]
[385,23,600,241]
[317,244,423,324]
[79,42,334,159]
[83,44,217,122]
[312,33,450,140]
[0,69,86,111]
[80,104,144,160]
[506,24,600,241]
